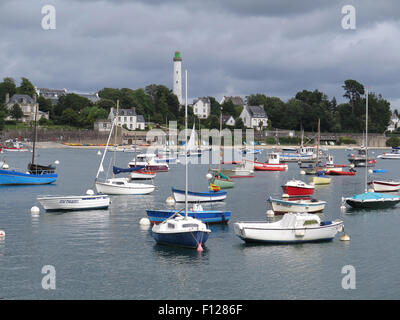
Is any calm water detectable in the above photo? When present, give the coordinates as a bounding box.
[1,147,400,299]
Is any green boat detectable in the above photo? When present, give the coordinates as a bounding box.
[210,172,235,189]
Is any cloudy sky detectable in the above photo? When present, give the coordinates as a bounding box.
[1,0,400,107]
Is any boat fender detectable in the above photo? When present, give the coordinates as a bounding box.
[31,206,40,215]
[0,230,5,238]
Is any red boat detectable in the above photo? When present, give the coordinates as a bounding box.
[282,179,315,196]
[254,152,288,171]
[326,170,355,176]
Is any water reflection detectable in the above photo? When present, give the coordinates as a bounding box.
[152,243,210,265]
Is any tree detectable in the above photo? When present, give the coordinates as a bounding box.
[0,77,17,103]
[342,79,364,114]
[235,117,245,129]
[17,77,36,97]
[0,102,8,130]
[37,96,53,113]
[61,108,80,126]
[10,103,23,121]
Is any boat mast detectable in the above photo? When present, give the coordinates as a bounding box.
[96,116,116,179]
[112,100,119,178]
[31,100,38,165]
[185,70,188,219]
[365,89,368,192]
[316,118,320,170]
[218,108,222,172]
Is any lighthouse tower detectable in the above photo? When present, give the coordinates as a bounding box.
[173,51,182,105]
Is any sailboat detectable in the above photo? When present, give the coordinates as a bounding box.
[309,119,331,185]
[0,102,58,185]
[344,89,400,209]
[129,132,157,180]
[150,70,211,249]
[186,123,202,157]
[209,112,235,189]
[95,101,155,195]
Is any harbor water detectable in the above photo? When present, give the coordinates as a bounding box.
[1,148,400,299]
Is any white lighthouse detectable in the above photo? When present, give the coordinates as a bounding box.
[173,51,182,105]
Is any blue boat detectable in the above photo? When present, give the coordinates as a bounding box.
[172,187,227,202]
[373,169,387,173]
[147,208,231,224]
[0,168,58,185]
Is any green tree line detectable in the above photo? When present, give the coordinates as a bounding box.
[0,77,393,133]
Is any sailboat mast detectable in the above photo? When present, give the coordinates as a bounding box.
[96,117,116,179]
[316,118,320,169]
[185,70,188,218]
[365,89,368,192]
[112,100,119,178]
[31,101,38,165]
[219,109,222,172]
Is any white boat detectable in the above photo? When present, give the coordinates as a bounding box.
[172,187,227,203]
[128,153,169,172]
[377,148,400,159]
[234,213,343,244]
[368,180,400,192]
[2,139,30,152]
[95,177,155,195]
[37,191,110,211]
[130,170,156,180]
[268,197,326,213]
[94,101,156,195]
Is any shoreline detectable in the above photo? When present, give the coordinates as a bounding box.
[29,142,393,150]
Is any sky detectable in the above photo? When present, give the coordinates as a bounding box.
[1,0,400,108]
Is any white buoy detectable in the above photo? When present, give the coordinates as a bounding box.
[282,193,289,198]
[54,160,60,165]
[349,164,355,169]
[139,217,150,226]
[368,169,373,174]
[0,230,5,238]
[30,206,40,215]
[205,173,213,180]
[340,233,351,241]
[266,210,275,218]
[97,150,102,155]
[86,189,95,195]
[368,188,375,193]
[2,163,9,169]
[300,170,306,175]
[166,196,175,206]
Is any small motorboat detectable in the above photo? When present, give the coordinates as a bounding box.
[282,179,315,197]
[344,192,400,209]
[1,139,30,152]
[95,177,155,195]
[234,213,344,244]
[172,187,227,203]
[209,172,235,189]
[268,196,327,214]
[37,190,110,211]
[130,170,156,180]
[253,152,288,171]
[368,180,400,192]
[128,153,169,172]
[377,147,400,159]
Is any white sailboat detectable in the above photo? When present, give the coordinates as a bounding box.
[95,101,155,195]
[187,123,202,156]
[151,70,211,249]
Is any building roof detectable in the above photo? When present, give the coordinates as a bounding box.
[247,105,267,118]
[75,93,100,103]
[193,97,210,105]
[137,115,145,123]
[223,96,245,106]
[8,94,37,105]
[37,88,67,94]
[111,108,137,117]
[221,115,234,123]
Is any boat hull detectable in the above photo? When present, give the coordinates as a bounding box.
[0,169,57,185]
[95,180,155,195]
[130,164,168,172]
[269,198,326,214]
[146,209,231,225]
[282,185,314,196]
[234,221,343,244]
[37,195,110,211]
[151,230,209,248]
[172,188,227,202]
[209,177,234,189]
[309,176,331,185]
[368,181,400,192]
[346,198,400,209]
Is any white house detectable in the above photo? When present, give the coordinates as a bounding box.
[222,115,235,127]
[94,119,112,132]
[5,93,49,122]
[239,105,268,130]
[192,97,211,119]
[108,107,146,130]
